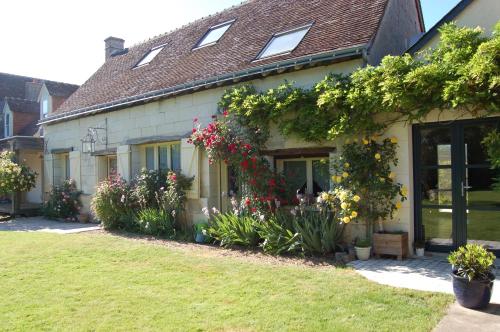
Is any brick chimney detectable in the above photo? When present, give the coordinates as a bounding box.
[104,36,125,61]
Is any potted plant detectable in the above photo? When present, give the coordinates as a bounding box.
[355,238,371,261]
[415,240,425,257]
[193,222,210,243]
[448,244,496,309]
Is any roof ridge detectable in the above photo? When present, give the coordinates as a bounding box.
[128,0,252,49]
[4,96,38,103]
[0,71,79,86]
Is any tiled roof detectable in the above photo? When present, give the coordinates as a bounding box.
[55,0,389,116]
[4,97,39,113]
[44,81,79,98]
[0,73,36,101]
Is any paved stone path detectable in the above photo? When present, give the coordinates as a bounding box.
[349,255,499,303]
[349,255,500,331]
[0,217,101,234]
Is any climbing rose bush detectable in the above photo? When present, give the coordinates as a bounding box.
[0,151,37,195]
[189,114,289,212]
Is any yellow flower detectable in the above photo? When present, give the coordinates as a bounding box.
[342,172,349,178]
[335,176,342,183]
[401,186,408,197]
[379,177,385,183]
[389,172,396,179]
[353,195,361,202]
[321,192,330,201]
[396,201,402,210]
[341,202,348,210]
[390,137,398,144]
[353,138,358,143]
[362,138,369,145]
[342,216,351,223]
[344,162,350,168]
[375,153,381,160]
[351,211,358,218]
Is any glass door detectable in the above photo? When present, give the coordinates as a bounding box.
[462,121,500,251]
[414,118,500,253]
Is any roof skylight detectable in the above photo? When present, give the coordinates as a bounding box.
[195,20,234,48]
[135,45,165,67]
[257,25,311,59]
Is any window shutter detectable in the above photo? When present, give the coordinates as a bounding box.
[69,151,81,189]
[117,145,131,182]
[180,138,200,199]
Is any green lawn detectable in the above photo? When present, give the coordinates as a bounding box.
[0,232,452,331]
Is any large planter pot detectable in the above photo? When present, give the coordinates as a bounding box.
[355,246,371,261]
[451,272,495,309]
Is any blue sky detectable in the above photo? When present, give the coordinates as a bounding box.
[0,0,463,84]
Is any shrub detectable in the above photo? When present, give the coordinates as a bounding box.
[136,208,176,238]
[292,210,344,255]
[43,179,82,221]
[208,213,260,247]
[91,175,136,230]
[0,151,37,195]
[258,213,301,255]
[448,244,496,281]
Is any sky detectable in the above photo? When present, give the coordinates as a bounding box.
[0,0,461,85]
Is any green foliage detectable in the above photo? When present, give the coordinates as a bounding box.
[43,179,82,221]
[331,138,406,238]
[258,212,301,255]
[292,210,344,255]
[355,238,371,248]
[218,22,500,141]
[448,244,496,281]
[91,175,136,230]
[483,130,500,169]
[0,151,37,195]
[208,213,260,247]
[136,208,176,238]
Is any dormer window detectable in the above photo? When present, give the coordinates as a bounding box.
[194,20,234,49]
[42,99,49,118]
[135,45,165,67]
[257,24,312,59]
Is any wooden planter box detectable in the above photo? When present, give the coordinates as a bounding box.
[373,232,409,260]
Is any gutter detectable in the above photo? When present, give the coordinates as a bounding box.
[0,135,43,142]
[40,44,367,125]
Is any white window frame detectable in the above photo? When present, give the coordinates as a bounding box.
[134,44,166,68]
[276,157,330,195]
[4,113,10,137]
[107,155,117,178]
[41,98,49,118]
[256,24,313,60]
[144,142,181,172]
[194,19,235,49]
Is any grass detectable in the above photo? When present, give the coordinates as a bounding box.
[0,232,453,331]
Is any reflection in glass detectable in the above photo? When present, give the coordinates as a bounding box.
[312,159,330,195]
[423,207,453,246]
[421,168,452,205]
[420,127,452,166]
[464,122,499,165]
[465,168,500,209]
[467,210,500,250]
[284,161,307,194]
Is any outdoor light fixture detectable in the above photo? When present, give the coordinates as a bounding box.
[81,119,108,154]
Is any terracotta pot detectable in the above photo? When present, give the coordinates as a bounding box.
[355,246,371,261]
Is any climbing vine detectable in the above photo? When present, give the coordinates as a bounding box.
[218,22,500,142]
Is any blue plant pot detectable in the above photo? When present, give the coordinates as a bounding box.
[195,233,206,243]
[451,271,495,309]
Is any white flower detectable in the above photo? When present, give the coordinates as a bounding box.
[202,207,210,217]
[316,196,324,204]
[259,214,265,222]
[212,207,220,215]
